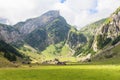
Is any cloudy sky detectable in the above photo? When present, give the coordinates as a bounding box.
[0,0,120,29]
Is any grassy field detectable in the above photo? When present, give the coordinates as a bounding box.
[0,65,120,80]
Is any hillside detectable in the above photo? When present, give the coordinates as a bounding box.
[93,7,120,51]
[0,54,14,67]
[73,19,107,57]
[80,18,106,37]
[90,7,120,63]
[0,40,24,67]
[92,43,120,64]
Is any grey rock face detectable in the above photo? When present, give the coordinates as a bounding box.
[102,12,120,39]
[0,24,22,44]
[67,31,87,49]
[93,9,120,51]
[24,16,70,51]
[14,10,60,35]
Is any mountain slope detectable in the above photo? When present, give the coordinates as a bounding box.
[0,54,15,67]
[0,23,23,46]
[12,10,74,61]
[24,16,70,51]
[0,40,24,67]
[80,18,106,38]
[90,7,120,63]
[14,11,70,51]
[93,7,120,51]
[92,43,120,64]
[68,19,106,57]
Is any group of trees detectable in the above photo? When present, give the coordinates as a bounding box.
[4,53,16,61]
[97,34,120,49]
[97,34,112,49]
[112,36,120,45]
[0,40,22,61]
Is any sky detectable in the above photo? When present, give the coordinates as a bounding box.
[0,0,120,29]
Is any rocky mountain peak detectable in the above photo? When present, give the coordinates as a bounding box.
[41,10,60,18]
[14,10,61,35]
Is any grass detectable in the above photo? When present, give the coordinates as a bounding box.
[104,18,112,25]
[0,52,15,67]
[18,44,42,63]
[0,65,120,80]
[41,44,56,58]
[112,44,120,53]
[92,44,120,64]
[60,44,72,56]
[41,43,74,61]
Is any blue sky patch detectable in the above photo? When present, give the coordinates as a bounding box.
[60,0,66,3]
[89,9,98,14]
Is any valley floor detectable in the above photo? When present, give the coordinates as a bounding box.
[0,65,120,80]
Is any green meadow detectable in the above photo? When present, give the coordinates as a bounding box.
[0,65,120,80]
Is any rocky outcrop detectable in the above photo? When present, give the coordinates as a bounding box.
[101,12,120,39]
[0,24,22,44]
[93,7,120,51]
[67,30,87,49]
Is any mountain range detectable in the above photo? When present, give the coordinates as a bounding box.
[0,7,120,66]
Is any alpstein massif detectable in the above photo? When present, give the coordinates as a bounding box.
[0,10,88,63]
[0,7,120,64]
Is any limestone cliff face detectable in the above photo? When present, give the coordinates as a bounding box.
[93,7,120,51]
[67,29,87,49]
[101,12,120,39]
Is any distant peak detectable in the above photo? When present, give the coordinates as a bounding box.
[42,10,60,17]
[46,10,60,14]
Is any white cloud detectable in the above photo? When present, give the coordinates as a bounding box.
[56,0,120,29]
[0,0,59,24]
[0,0,120,29]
